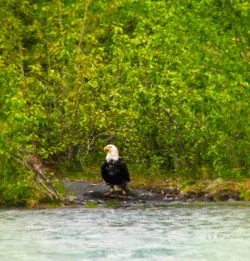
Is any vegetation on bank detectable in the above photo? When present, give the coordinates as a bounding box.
[0,0,249,206]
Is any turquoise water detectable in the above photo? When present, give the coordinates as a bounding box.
[0,204,250,261]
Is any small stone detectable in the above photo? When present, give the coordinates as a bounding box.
[68,195,77,202]
[227,198,237,202]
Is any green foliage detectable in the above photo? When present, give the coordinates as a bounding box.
[0,159,34,206]
[84,201,99,208]
[0,0,249,205]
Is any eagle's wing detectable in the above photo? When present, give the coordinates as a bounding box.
[118,159,130,182]
[101,161,109,182]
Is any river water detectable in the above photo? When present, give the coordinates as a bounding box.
[0,204,249,261]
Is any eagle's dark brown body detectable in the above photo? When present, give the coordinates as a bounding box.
[101,158,130,194]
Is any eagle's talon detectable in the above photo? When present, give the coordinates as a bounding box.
[122,190,127,196]
[104,188,114,196]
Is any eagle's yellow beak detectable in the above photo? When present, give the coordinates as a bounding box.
[104,146,110,152]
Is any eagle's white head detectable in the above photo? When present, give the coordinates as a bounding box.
[104,144,119,162]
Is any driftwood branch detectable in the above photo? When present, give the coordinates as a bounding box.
[27,156,61,201]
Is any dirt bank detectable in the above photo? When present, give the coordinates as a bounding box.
[63,181,168,207]
[63,180,242,207]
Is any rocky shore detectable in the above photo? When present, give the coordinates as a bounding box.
[63,178,243,207]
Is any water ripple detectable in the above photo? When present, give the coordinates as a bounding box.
[0,205,250,260]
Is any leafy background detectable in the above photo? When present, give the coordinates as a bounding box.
[0,0,249,204]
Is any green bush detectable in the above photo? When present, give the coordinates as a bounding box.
[0,0,249,205]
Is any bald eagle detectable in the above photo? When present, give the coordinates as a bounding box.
[101,144,130,196]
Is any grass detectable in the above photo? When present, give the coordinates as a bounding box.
[130,172,179,192]
[84,201,99,208]
[106,199,120,208]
